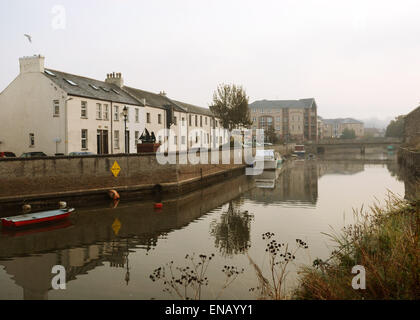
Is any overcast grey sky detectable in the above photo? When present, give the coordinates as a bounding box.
[1,0,419,120]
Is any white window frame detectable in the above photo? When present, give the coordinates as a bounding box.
[81,101,88,118]
[114,106,119,121]
[135,108,139,123]
[96,103,102,120]
[103,104,109,121]
[81,129,88,150]
[114,130,120,149]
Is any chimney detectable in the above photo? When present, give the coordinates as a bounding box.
[19,55,45,74]
[105,71,124,88]
[159,91,167,96]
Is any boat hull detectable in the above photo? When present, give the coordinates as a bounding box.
[1,208,74,228]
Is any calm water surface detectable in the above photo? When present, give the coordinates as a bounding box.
[0,160,406,299]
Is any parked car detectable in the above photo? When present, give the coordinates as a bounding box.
[0,151,16,158]
[69,152,94,156]
[20,152,48,158]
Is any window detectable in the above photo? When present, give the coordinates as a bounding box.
[195,115,198,126]
[189,114,192,126]
[114,106,119,121]
[174,116,177,125]
[81,101,87,118]
[200,116,202,127]
[114,130,120,149]
[125,107,129,123]
[64,79,78,86]
[174,136,178,145]
[276,117,281,122]
[81,129,88,149]
[111,89,120,95]
[135,131,140,143]
[158,114,162,124]
[195,133,198,143]
[96,103,102,119]
[89,84,99,90]
[45,70,56,77]
[103,104,109,121]
[207,133,209,144]
[147,113,151,123]
[219,137,222,144]
[135,108,139,123]
[29,133,35,147]
[53,100,60,117]
[181,136,186,145]
[205,117,208,125]
[252,117,256,122]
[182,117,185,126]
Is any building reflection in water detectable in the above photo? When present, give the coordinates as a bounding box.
[386,161,420,201]
[0,175,255,300]
[247,161,365,207]
[0,159,413,300]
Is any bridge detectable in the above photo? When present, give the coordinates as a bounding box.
[305,138,403,154]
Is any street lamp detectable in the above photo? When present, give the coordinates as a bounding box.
[122,106,128,153]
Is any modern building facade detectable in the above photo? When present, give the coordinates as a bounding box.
[249,98,318,142]
[0,55,229,156]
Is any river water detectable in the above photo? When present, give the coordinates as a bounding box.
[0,159,408,300]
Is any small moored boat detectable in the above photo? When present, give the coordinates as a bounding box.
[253,149,282,170]
[1,208,74,228]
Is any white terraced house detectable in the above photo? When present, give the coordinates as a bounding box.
[0,55,230,156]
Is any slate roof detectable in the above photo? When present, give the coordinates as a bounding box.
[43,68,213,116]
[122,86,184,112]
[43,69,140,105]
[171,100,213,117]
[249,98,316,109]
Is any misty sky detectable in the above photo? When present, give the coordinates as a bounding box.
[1,0,420,121]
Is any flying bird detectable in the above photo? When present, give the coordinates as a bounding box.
[24,34,32,43]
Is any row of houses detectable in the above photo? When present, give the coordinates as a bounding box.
[0,55,230,156]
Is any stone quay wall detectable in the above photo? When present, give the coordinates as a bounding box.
[0,149,249,203]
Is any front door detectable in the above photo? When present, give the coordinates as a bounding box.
[97,130,109,155]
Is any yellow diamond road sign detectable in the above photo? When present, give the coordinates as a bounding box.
[111,161,121,177]
[112,218,122,236]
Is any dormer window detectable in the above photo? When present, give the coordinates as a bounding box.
[64,79,78,86]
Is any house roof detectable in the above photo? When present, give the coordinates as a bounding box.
[171,100,213,117]
[43,69,140,105]
[122,86,185,112]
[43,68,214,116]
[249,98,316,109]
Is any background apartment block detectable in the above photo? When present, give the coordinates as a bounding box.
[249,98,318,142]
[320,118,365,139]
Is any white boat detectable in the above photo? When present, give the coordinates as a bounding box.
[254,169,281,189]
[253,149,282,170]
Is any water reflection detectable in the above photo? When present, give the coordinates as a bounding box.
[0,175,255,300]
[210,200,253,257]
[0,159,414,300]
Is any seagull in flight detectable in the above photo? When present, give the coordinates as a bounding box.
[24,34,32,43]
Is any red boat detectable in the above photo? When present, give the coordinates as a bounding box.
[1,208,75,228]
